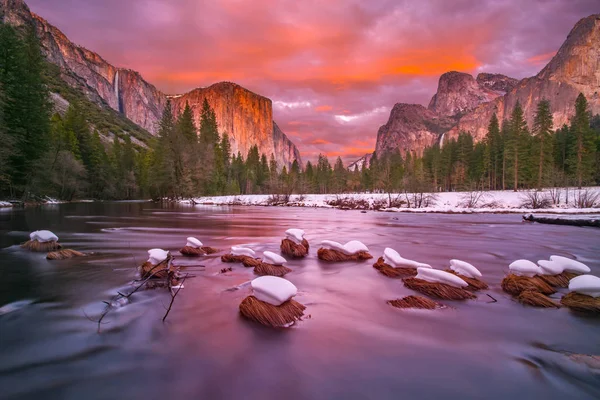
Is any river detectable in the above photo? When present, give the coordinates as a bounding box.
[1,202,599,399]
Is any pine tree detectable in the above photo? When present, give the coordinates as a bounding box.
[532,100,554,188]
[568,93,595,188]
[505,102,528,191]
[484,113,502,190]
[0,24,51,196]
[150,100,176,198]
[332,156,346,193]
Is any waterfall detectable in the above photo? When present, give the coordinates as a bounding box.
[113,70,122,113]
[439,132,445,148]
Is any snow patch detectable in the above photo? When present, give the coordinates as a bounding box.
[251,276,297,306]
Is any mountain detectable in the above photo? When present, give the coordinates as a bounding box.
[348,153,372,172]
[0,0,302,169]
[369,14,599,161]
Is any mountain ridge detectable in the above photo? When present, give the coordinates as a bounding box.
[366,13,600,164]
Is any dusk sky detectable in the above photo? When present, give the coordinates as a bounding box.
[27,0,599,163]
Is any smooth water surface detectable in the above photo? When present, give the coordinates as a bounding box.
[1,202,599,399]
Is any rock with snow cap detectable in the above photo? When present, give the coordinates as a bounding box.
[147,248,169,265]
[449,259,482,278]
[285,228,305,244]
[30,230,58,243]
[186,237,203,248]
[251,276,298,306]
[550,255,591,274]
[537,260,564,275]
[263,251,286,265]
[384,248,431,269]
[568,275,600,297]
[415,267,468,288]
[232,246,255,257]
[509,260,542,277]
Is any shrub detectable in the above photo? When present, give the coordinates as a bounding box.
[458,191,490,208]
[572,189,599,208]
[519,190,552,209]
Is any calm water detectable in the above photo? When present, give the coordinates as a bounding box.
[1,203,599,400]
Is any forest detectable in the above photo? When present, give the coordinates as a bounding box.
[1,22,599,202]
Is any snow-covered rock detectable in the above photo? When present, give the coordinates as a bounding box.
[263,251,286,265]
[186,237,203,248]
[550,255,591,273]
[449,259,482,278]
[509,260,542,277]
[30,230,58,243]
[251,276,298,306]
[285,228,305,244]
[383,248,431,269]
[415,267,468,288]
[147,248,169,265]
[537,260,564,275]
[321,240,346,252]
[341,240,369,255]
[568,275,600,297]
[321,240,369,255]
[232,246,255,257]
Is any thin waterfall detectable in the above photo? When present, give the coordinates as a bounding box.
[113,70,122,113]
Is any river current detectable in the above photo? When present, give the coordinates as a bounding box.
[0,202,599,399]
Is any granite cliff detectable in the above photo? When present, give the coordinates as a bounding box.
[369,14,599,162]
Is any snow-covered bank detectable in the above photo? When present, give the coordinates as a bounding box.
[0,201,12,208]
[185,187,600,214]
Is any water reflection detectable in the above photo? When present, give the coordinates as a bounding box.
[0,202,599,399]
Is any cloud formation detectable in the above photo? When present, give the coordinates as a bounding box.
[27,0,599,163]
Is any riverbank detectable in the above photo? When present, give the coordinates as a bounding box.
[184,187,600,214]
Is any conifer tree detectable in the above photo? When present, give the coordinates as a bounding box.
[506,102,528,191]
[568,93,595,188]
[532,100,554,188]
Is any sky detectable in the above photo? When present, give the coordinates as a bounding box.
[26,0,599,164]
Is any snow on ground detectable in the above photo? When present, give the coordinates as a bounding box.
[186,187,600,214]
[0,201,12,208]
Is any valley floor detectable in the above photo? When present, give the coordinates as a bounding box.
[186,187,600,215]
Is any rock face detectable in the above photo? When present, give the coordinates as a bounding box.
[348,153,372,172]
[0,0,302,169]
[367,13,600,162]
[428,71,500,117]
[476,73,519,93]
[448,14,600,143]
[375,104,455,157]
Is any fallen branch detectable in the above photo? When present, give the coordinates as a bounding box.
[163,273,189,322]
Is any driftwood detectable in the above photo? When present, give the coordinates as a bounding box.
[46,249,86,260]
[179,246,219,256]
[317,248,373,262]
[89,256,187,332]
[403,277,476,300]
[239,295,305,327]
[501,274,556,296]
[560,292,600,313]
[280,238,309,258]
[537,271,578,288]
[253,262,292,277]
[517,290,561,308]
[387,295,441,309]
[21,240,61,252]
[523,214,600,228]
[373,257,417,278]
[444,269,488,291]
[221,254,254,264]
